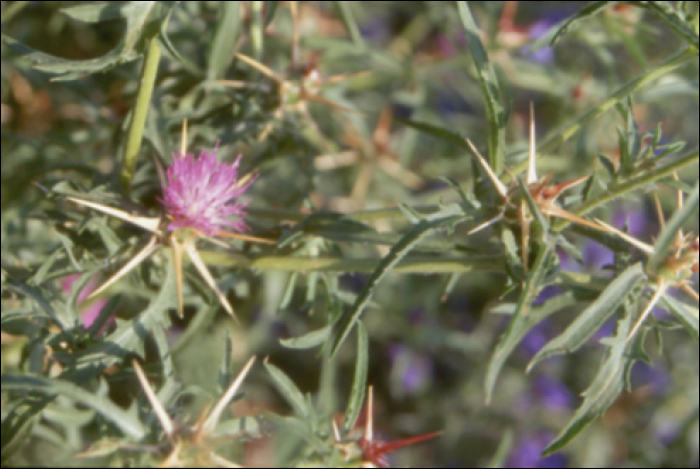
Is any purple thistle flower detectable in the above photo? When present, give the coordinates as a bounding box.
[507,431,568,468]
[159,147,257,236]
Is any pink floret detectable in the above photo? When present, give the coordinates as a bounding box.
[159,148,256,236]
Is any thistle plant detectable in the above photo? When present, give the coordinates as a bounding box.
[2,2,699,468]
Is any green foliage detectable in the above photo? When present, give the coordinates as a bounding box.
[2,1,699,467]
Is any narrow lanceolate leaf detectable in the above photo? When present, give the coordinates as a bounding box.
[1,375,146,439]
[207,1,242,80]
[660,294,699,342]
[342,322,369,435]
[279,326,331,349]
[484,238,556,404]
[394,116,471,150]
[329,215,466,356]
[648,180,699,274]
[528,262,645,370]
[264,361,310,418]
[542,312,637,456]
[457,1,506,175]
[333,1,366,49]
[549,1,613,45]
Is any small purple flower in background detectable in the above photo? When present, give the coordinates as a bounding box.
[520,20,555,65]
[630,361,670,397]
[517,375,575,414]
[533,285,562,306]
[507,431,568,468]
[654,419,680,446]
[518,318,560,360]
[61,274,111,332]
[159,147,257,236]
[389,344,434,398]
[592,318,616,342]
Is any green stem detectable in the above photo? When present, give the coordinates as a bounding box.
[247,205,440,223]
[119,36,161,193]
[198,253,504,274]
[553,150,699,232]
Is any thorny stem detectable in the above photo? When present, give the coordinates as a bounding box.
[247,152,697,229]
[198,252,505,274]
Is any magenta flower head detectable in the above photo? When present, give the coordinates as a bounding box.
[159,146,257,236]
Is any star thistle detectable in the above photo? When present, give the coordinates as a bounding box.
[465,103,610,271]
[159,147,257,236]
[60,125,274,320]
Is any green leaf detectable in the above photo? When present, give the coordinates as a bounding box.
[660,294,699,341]
[648,180,699,274]
[60,2,133,22]
[486,428,514,469]
[279,326,331,349]
[69,249,176,381]
[29,248,64,286]
[484,238,556,403]
[342,322,368,435]
[218,331,235,395]
[5,281,63,329]
[215,415,270,439]
[1,375,145,439]
[394,116,470,150]
[264,361,310,418]
[550,1,615,45]
[1,398,50,464]
[153,326,178,406]
[528,263,646,370]
[329,215,466,356]
[2,2,173,80]
[208,1,242,80]
[457,2,506,174]
[333,1,366,49]
[615,97,641,175]
[542,312,637,456]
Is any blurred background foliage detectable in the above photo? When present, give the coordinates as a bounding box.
[1,1,699,467]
